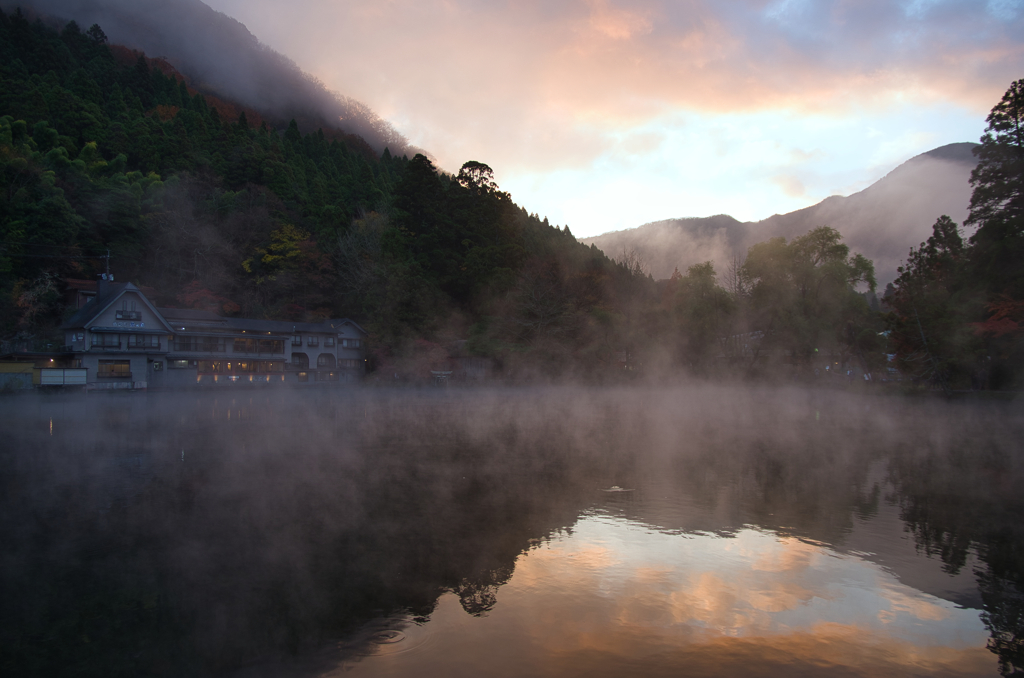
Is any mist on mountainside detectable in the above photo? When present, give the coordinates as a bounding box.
[582,143,978,286]
[4,0,418,156]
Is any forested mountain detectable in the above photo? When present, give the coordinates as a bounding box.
[2,0,416,157]
[1,5,1020,387]
[0,8,644,378]
[582,143,978,286]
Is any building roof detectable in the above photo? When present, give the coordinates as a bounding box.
[157,307,224,322]
[62,281,175,333]
[157,308,229,332]
[62,282,367,338]
[61,281,128,328]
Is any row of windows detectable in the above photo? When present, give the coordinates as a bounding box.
[291,336,332,347]
[129,335,160,348]
[231,338,286,354]
[82,333,360,353]
[291,354,331,368]
[289,355,363,369]
[89,335,159,348]
[91,334,120,347]
[81,335,360,352]
[289,336,360,348]
[168,358,360,371]
[174,337,227,352]
[176,337,357,354]
[195,360,286,374]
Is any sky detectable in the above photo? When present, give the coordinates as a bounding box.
[203,0,1024,238]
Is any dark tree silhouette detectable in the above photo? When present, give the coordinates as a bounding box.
[968,78,1024,297]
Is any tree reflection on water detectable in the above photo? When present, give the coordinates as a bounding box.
[888,431,1024,675]
[0,387,1020,676]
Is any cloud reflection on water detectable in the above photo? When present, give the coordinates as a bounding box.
[335,517,995,677]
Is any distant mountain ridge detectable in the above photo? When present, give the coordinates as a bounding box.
[581,143,979,285]
[5,0,419,156]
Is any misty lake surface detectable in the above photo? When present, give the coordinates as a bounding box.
[2,386,1022,677]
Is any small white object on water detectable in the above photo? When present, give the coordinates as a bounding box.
[602,486,634,492]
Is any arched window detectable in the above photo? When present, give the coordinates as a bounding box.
[291,352,309,369]
[317,353,336,368]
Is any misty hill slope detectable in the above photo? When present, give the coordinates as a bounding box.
[5,0,415,155]
[581,143,979,285]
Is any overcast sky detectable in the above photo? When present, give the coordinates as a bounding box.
[204,0,1022,238]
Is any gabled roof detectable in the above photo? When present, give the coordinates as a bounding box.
[328,318,368,336]
[62,281,127,328]
[61,282,174,333]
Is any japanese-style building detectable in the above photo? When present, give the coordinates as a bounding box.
[53,277,366,390]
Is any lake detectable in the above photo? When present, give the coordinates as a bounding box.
[1,386,1021,677]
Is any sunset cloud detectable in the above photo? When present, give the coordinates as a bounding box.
[203,0,1023,235]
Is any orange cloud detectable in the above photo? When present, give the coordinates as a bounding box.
[209,0,1020,163]
[583,0,654,40]
[202,0,1020,234]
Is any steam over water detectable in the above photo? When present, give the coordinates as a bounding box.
[2,387,1022,676]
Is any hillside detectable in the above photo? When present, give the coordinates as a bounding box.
[582,143,979,285]
[0,7,640,379]
[2,0,416,156]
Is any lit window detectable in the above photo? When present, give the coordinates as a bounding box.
[97,360,131,378]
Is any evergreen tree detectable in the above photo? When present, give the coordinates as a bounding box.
[967,79,1024,297]
[886,216,976,388]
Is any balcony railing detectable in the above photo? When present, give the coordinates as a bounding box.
[90,342,122,351]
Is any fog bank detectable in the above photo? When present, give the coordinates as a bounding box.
[5,0,417,155]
